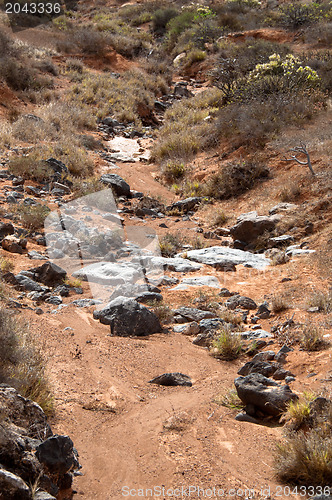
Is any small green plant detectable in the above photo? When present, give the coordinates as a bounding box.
[284,392,316,430]
[300,323,326,351]
[211,325,243,360]
[162,161,186,184]
[64,277,82,288]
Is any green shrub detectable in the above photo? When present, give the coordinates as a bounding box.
[211,325,243,360]
[279,2,325,29]
[162,161,186,183]
[152,8,179,34]
[159,232,183,257]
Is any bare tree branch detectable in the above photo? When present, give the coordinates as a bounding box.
[281,141,315,176]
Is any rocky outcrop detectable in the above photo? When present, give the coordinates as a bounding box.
[180,246,270,270]
[0,386,80,500]
[229,211,280,246]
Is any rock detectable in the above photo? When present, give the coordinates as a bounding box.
[198,318,224,331]
[234,373,298,417]
[31,262,66,287]
[73,261,142,286]
[238,329,272,340]
[0,222,15,239]
[256,302,270,319]
[180,246,270,270]
[192,332,214,346]
[173,83,194,98]
[45,296,62,305]
[147,256,202,273]
[166,197,202,214]
[28,251,48,260]
[173,307,215,322]
[307,306,320,313]
[285,376,295,384]
[235,413,260,424]
[149,373,192,387]
[285,245,315,257]
[0,468,32,500]
[0,386,52,440]
[34,492,57,500]
[225,295,257,310]
[230,211,280,245]
[173,322,200,335]
[72,299,102,308]
[136,291,163,303]
[93,297,161,336]
[100,173,131,197]
[14,274,45,292]
[268,235,294,247]
[45,158,68,178]
[2,236,25,254]
[269,203,297,215]
[172,276,220,290]
[173,52,186,67]
[238,360,279,377]
[36,435,78,476]
[219,288,232,297]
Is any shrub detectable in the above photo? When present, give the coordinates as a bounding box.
[0,257,14,274]
[152,8,179,34]
[279,183,302,202]
[211,325,243,360]
[271,294,290,313]
[217,388,245,410]
[211,209,228,227]
[159,232,183,257]
[149,300,174,325]
[307,289,332,313]
[0,307,53,415]
[204,160,269,199]
[274,427,332,485]
[284,392,316,430]
[300,323,327,351]
[162,161,186,183]
[15,204,51,231]
[8,155,54,183]
[279,2,325,29]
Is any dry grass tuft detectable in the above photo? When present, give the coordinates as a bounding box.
[211,325,243,360]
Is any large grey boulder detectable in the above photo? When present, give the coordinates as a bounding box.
[93,297,161,336]
[230,211,280,245]
[100,173,131,197]
[234,373,298,416]
[179,246,270,270]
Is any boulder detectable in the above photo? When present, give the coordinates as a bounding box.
[180,246,270,270]
[0,468,32,500]
[238,360,279,378]
[230,211,280,245]
[173,307,215,322]
[100,174,131,197]
[2,236,25,254]
[0,222,15,239]
[14,274,45,292]
[234,373,298,417]
[173,322,200,335]
[166,197,202,214]
[35,435,78,476]
[93,297,161,336]
[149,373,192,387]
[225,295,257,310]
[31,262,67,287]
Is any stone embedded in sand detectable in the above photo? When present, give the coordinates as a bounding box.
[94,297,161,336]
[172,276,220,291]
[166,197,203,214]
[173,307,216,322]
[149,373,192,387]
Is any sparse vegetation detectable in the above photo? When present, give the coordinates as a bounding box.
[159,232,183,257]
[306,289,332,313]
[216,388,245,410]
[300,323,327,351]
[0,257,15,274]
[149,300,174,325]
[15,204,51,231]
[283,392,316,430]
[0,307,53,415]
[271,294,290,313]
[211,325,243,360]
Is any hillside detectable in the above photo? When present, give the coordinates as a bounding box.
[0,0,331,499]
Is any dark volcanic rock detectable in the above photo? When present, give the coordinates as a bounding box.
[225,295,257,310]
[36,435,78,476]
[166,197,202,214]
[230,211,279,245]
[31,262,67,287]
[234,373,298,416]
[0,468,32,500]
[100,173,131,197]
[0,222,15,239]
[173,307,215,322]
[93,297,161,336]
[149,373,192,387]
